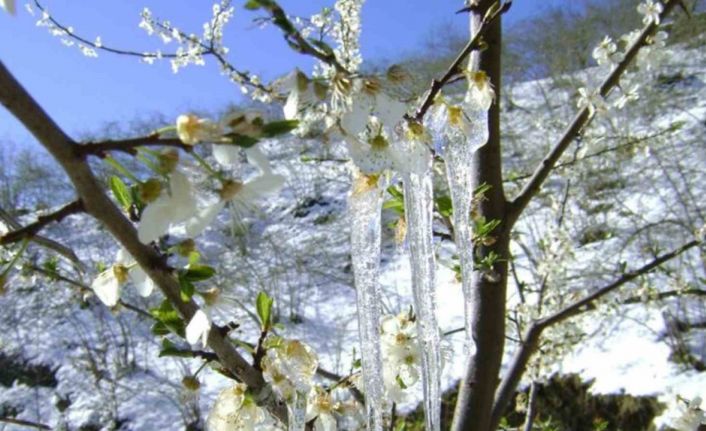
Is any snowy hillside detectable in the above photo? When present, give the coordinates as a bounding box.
[1,36,706,430]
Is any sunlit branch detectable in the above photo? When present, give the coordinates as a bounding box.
[78,135,192,157]
[0,205,85,271]
[0,199,84,246]
[490,238,700,427]
[32,0,273,96]
[0,60,289,424]
[507,0,682,227]
[411,0,512,123]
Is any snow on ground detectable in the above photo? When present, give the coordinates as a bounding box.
[1,38,706,430]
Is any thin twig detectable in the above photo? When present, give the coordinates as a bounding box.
[411,0,512,122]
[490,238,700,427]
[0,200,84,246]
[507,0,682,227]
[0,417,51,430]
[78,135,192,157]
[0,205,86,271]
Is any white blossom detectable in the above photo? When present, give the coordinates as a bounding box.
[138,171,198,243]
[637,0,663,25]
[185,309,211,347]
[670,396,706,431]
[206,383,281,431]
[592,36,623,66]
[262,338,318,403]
[176,114,223,145]
[465,70,495,111]
[576,87,607,116]
[90,265,128,307]
[613,84,640,109]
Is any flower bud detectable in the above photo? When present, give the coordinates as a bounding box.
[158,149,179,174]
[138,178,162,204]
[182,376,201,391]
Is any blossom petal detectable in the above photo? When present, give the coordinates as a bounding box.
[212,144,242,167]
[129,266,155,297]
[185,201,226,238]
[91,269,121,307]
[186,310,211,347]
[137,198,172,243]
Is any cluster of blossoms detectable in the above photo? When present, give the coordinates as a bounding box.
[31,4,99,58]
[580,1,670,115]
[669,396,706,431]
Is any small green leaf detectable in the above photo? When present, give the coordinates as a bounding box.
[387,185,404,200]
[181,265,216,282]
[436,195,453,218]
[225,132,259,148]
[159,339,194,358]
[262,120,299,137]
[150,300,186,337]
[179,277,195,302]
[244,0,262,10]
[256,291,274,330]
[382,199,405,215]
[109,176,132,209]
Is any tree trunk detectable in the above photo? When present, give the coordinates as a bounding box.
[451,2,507,431]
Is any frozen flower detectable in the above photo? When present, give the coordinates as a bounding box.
[465,70,495,111]
[90,264,129,307]
[276,69,319,121]
[185,309,211,347]
[262,338,318,402]
[206,383,280,431]
[0,0,15,15]
[592,36,623,66]
[671,396,705,431]
[576,87,607,116]
[637,0,663,25]
[184,171,284,238]
[138,171,198,243]
[115,248,155,297]
[306,386,337,431]
[380,311,422,402]
[647,30,668,48]
[176,114,222,145]
[340,77,407,137]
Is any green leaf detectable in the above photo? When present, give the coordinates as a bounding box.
[179,277,195,302]
[387,185,404,200]
[158,339,193,358]
[244,0,262,10]
[256,291,274,330]
[224,132,259,148]
[109,176,132,209]
[436,195,453,218]
[383,199,405,215]
[150,300,186,337]
[261,120,299,137]
[181,265,216,282]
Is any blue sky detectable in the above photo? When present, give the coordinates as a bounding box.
[0,1,570,150]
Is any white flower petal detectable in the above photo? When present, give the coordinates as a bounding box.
[137,199,172,243]
[186,310,211,347]
[245,146,273,174]
[169,171,197,220]
[212,144,242,167]
[91,269,121,307]
[185,201,226,238]
[340,101,369,136]
[237,174,284,203]
[129,266,155,297]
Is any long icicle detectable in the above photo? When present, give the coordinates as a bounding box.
[287,391,307,431]
[349,173,386,431]
[444,106,489,353]
[402,153,441,431]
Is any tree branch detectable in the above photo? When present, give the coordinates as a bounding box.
[490,239,700,428]
[411,0,512,123]
[0,417,51,430]
[0,205,85,271]
[78,135,193,157]
[506,0,681,228]
[0,200,84,246]
[0,60,288,424]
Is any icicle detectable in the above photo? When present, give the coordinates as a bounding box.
[287,391,307,431]
[444,106,488,354]
[349,173,386,431]
[402,153,441,431]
